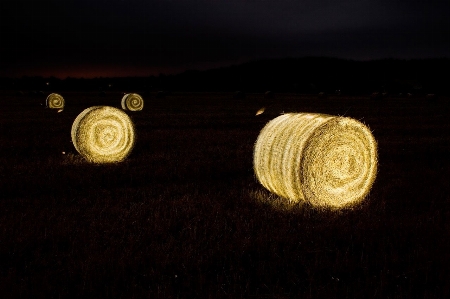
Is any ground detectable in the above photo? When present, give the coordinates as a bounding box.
[0,91,449,298]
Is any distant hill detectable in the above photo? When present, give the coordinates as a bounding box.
[1,57,449,95]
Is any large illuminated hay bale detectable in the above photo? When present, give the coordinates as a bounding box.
[254,113,377,208]
[121,93,144,111]
[71,106,135,163]
[46,93,65,109]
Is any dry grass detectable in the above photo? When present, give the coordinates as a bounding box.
[0,91,449,299]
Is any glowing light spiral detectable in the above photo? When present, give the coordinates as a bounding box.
[46,93,65,109]
[121,93,144,111]
[253,113,377,208]
[71,106,135,163]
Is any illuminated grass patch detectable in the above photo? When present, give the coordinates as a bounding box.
[71,106,135,163]
[253,113,378,208]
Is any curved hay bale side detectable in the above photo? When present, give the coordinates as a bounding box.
[121,93,144,111]
[253,113,378,208]
[71,106,135,163]
[46,93,65,109]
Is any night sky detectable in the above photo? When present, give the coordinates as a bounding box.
[1,0,449,78]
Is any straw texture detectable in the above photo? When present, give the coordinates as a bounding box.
[71,106,135,163]
[253,113,377,208]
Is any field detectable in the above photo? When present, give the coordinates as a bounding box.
[0,91,449,298]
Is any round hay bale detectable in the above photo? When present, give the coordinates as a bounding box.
[46,93,65,109]
[71,106,135,163]
[253,113,377,208]
[121,93,144,111]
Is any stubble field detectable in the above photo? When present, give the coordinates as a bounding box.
[0,91,449,298]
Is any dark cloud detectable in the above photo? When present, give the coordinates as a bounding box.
[1,0,448,77]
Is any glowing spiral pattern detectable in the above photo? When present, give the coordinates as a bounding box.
[121,93,144,111]
[254,113,377,208]
[71,106,135,163]
[46,93,65,109]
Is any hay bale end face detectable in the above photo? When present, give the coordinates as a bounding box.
[46,93,65,109]
[253,113,378,208]
[121,93,144,111]
[71,106,135,163]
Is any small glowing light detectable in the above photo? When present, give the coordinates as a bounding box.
[253,113,378,209]
[71,106,135,163]
[46,82,50,86]
[46,93,65,109]
[121,93,144,111]
[256,107,265,116]
[57,109,63,113]
[62,151,66,155]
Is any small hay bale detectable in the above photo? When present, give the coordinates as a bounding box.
[71,106,135,164]
[46,93,65,110]
[255,107,265,116]
[121,93,144,111]
[253,113,378,208]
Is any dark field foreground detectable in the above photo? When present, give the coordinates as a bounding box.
[0,92,449,298]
